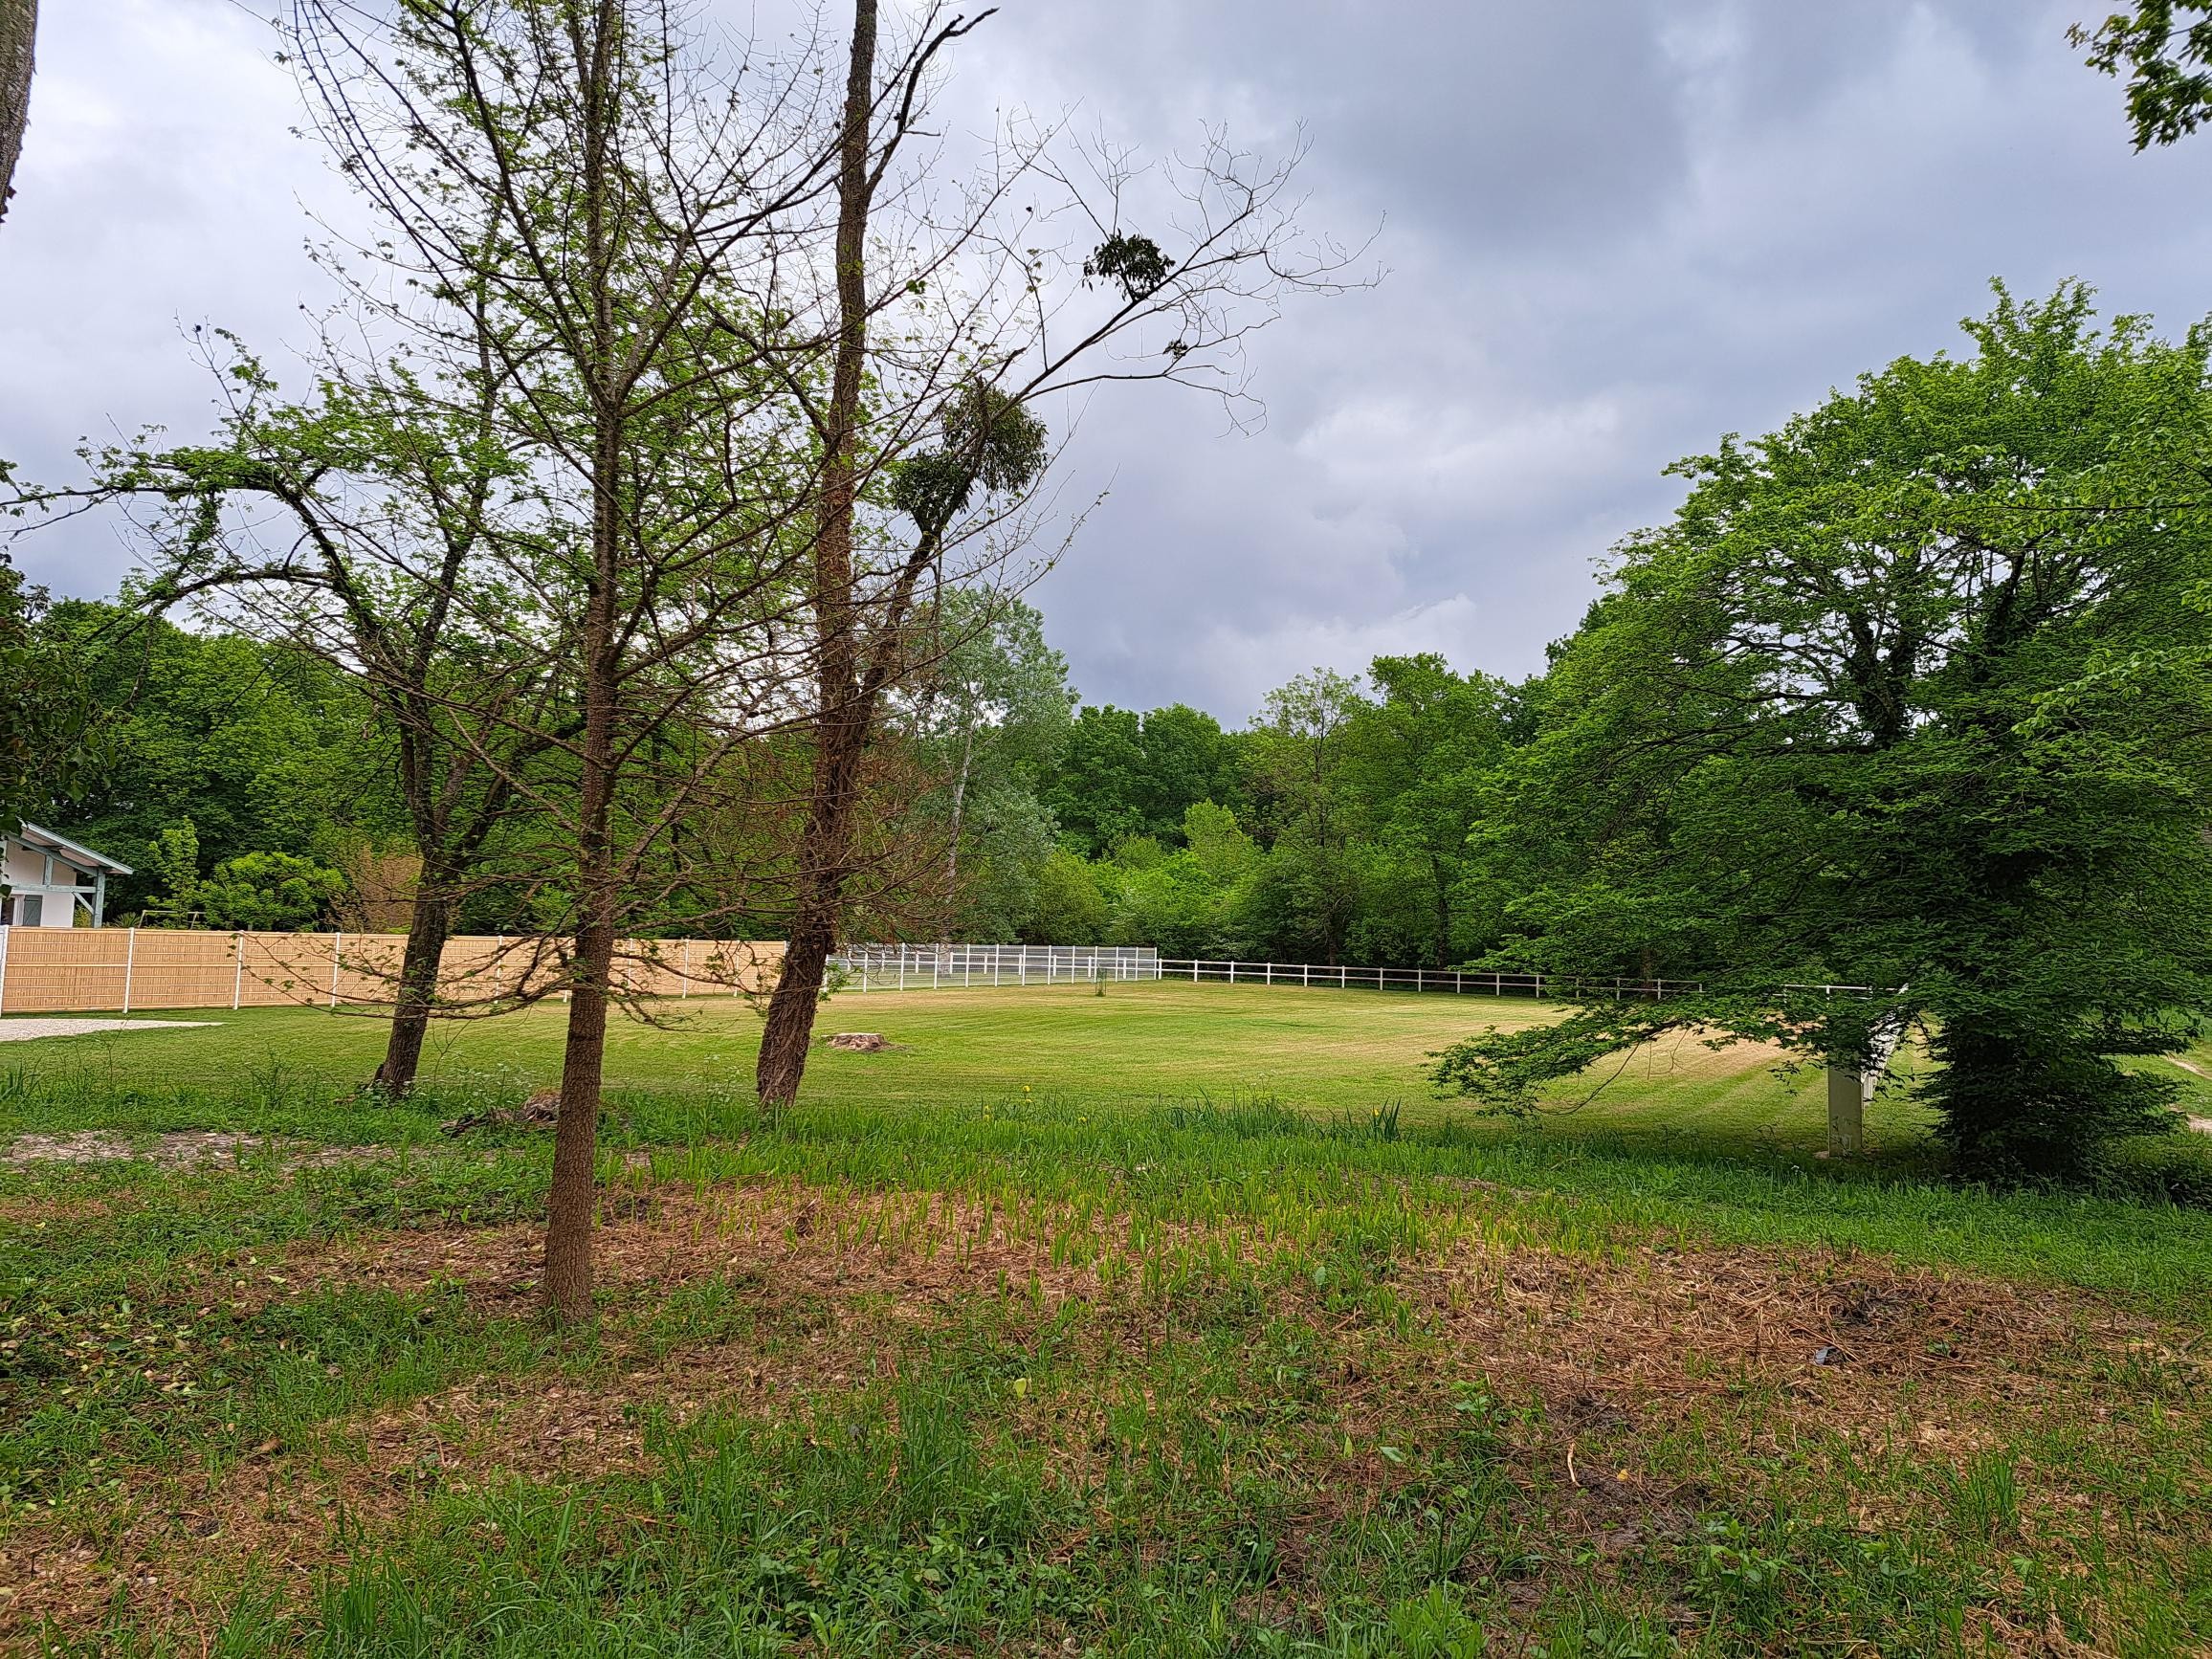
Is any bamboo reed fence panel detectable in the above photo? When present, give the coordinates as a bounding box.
[0,928,783,1015]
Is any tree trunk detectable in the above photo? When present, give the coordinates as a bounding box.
[545,0,625,1322]
[373,874,452,1095]
[754,0,878,1111]
[0,0,33,227]
[1428,852,1450,969]
[946,719,975,893]
[545,905,613,1317]
[544,438,621,1318]
[758,706,870,1107]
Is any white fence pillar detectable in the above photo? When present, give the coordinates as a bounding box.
[122,926,136,1013]
[1826,1066,1865,1158]
[232,932,244,1009]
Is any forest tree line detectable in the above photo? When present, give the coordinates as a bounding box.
[12,587,1524,971]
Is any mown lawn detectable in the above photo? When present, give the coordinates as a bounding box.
[3,983,2210,1655]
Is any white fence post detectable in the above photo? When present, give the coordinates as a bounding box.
[232,931,244,1009]
[330,931,344,1007]
[0,922,10,1015]
[122,926,136,1013]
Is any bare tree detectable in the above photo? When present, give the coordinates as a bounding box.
[749,0,1367,1107]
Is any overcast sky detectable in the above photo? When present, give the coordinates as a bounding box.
[5,1,2209,719]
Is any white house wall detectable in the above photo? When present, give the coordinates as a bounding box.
[3,835,101,926]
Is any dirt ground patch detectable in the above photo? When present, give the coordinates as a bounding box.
[1404,1242,2154,1426]
[269,1178,1124,1315]
[1,1130,378,1170]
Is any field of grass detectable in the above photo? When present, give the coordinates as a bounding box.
[3,982,2210,1654]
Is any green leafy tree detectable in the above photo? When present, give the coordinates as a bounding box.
[195,852,348,932]
[2075,2,2212,146]
[39,605,394,915]
[901,590,1073,931]
[1341,653,1520,967]
[1041,707,1151,853]
[1243,670,1367,963]
[1040,702,1247,855]
[1435,286,2212,1177]
[1025,848,1110,944]
[140,819,202,926]
[948,783,1060,941]
[0,556,101,837]
[1183,800,1260,886]
[1099,801,1260,957]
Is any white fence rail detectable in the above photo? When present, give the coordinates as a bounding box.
[1160,962,1701,1000]
[830,945,1700,1002]
[830,943,1159,991]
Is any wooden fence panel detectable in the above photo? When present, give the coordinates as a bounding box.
[124,929,240,1011]
[0,926,134,1012]
[0,929,785,1015]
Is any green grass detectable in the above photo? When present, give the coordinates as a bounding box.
[5,982,2211,1654]
[0,981,1894,1140]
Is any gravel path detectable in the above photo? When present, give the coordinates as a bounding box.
[0,1017,217,1041]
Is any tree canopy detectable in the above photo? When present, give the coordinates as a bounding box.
[1430,285,2212,1176]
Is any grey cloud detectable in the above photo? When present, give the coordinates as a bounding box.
[6,1,2211,719]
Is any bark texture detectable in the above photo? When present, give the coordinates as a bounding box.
[0,0,33,226]
[372,884,450,1094]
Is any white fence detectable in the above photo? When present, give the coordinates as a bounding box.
[1159,962,1701,999]
[831,943,1160,991]
[830,944,1699,1001]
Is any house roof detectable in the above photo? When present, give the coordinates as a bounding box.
[16,823,134,876]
